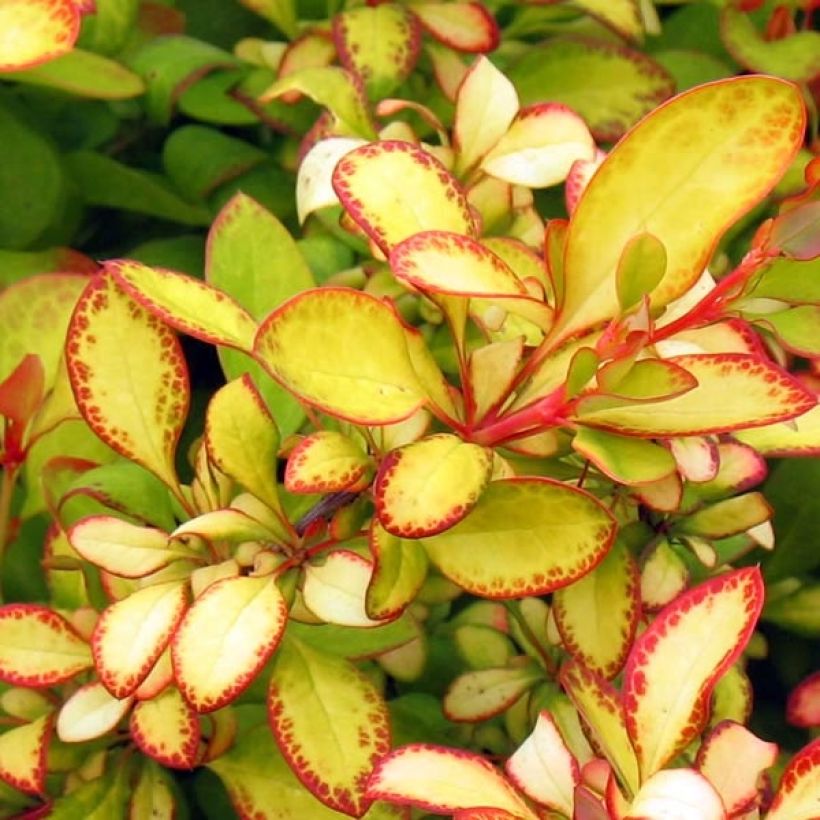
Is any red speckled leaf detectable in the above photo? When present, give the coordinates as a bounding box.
[0,713,53,795]
[172,575,287,712]
[787,671,820,728]
[422,478,616,599]
[285,430,372,494]
[0,605,91,687]
[622,567,764,780]
[767,737,820,820]
[93,581,188,699]
[130,686,200,769]
[268,636,391,817]
[367,521,429,620]
[375,434,492,538]
[332,141,475,255]
[66,272,189,493]
[0,0,80,71]
[410,3,499,53]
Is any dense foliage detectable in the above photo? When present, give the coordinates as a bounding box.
[0,0,818,817]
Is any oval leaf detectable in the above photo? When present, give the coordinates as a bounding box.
[422,478,616,598]
[0,713,53,795]
[268,637,391,816]
[375,434,493,538]
[56,681,132,743]
[767,738,820,820]
[285,431,371,494]
[622,567,764,779]
[626,769,724,820]
[0,0,79,71]
[0,605,91,686]
[131,686,200,769]
[367,521,429,620]
[444,666,541,722]
[410,3,498,52]
[172,575,287,712]
[66,272,189,492]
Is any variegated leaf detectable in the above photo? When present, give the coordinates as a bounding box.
[0,0,80,71]
[56,681,132,742]
[410,3,499,53]
[0,713,53,795]
[767,738,820,820]
[367,521,429,620]
[130,686,200,769]
[444,665,541,722]
[285,431,372,494]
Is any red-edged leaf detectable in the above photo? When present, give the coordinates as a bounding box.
[106,260,256,351]
[366,744,535,817]
[625,768,725,820]
[56,681,132,742]
[172,575,287,712]
[736,403,820,457]
[444,665,541,722]
[375,434,492,538]
[767,738,820,820]
[553,539,640,679]
[0,605,91,687]
[787,671,820,728]
[506,711,580,817]
[130,686,200,769]
[0,354,44,432]
[66,272,189,492]
[640,540,688,611]
[0,0,80,71]
[622,567,764,780]
[135,649,174,701]
[285,431,372,494]
[695,721,777,815]
[0,713,53,795]
[422,477,616,598]
[332,140,475,255]
[566,150,606,215]
[268,636,391,817]
[410,3,499,52]
[367,521,429,620]
[93,581,188,699]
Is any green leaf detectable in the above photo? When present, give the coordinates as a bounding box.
[616,232,667,311]
[334,5,420,99]
[235,0,297,38]
[554,77,805,343]
[131,759,177,819]
[572,427,676,486]
[268,636,391,815]
[422,478,616,598]
[747,257,820,304]
[254,288,428,425]
[80,0,138,55]
[758,306,820,357]
[66,273,189,493]
[287,613,421,659]
[48,759,130,819]
[652,49,733,92]
[507,37,673,142]
[3,48,145,99]
[574,0,642,42]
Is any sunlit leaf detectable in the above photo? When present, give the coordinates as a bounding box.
[767,738,820,820]
[268,636,391,816]
[0,0,80,71]
[367,521,429,620]
[285,430,372,494]
[423,478,615,598]
[56,681,132,743]
[615,233,667,312]
[172,575,287,712]
[623,567,764,779]
[572,427,676,486]
[131,686,200,769]
[410,3,499,53]
[0,713,52,795]
[574,0,642,42]
[554,77,805,342]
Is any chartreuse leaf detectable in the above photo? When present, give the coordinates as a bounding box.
[130,686,200,769]
[259,67,376,139]
[508,38,673,143]
[616,232,667,312]
[92,581,187,698]
[676,492,771,540]
[695,722,777,816]
[367,521,428,620]
[553,539,639,679]
[131,758,176,819]
[481,103,595,189]
[760,306,820,357]
[366,743,535,818]
[254,288,428,425]
[627,770,724,820]
[505,711,579,817]
[107,259,257,351]
[205,375,284,519]
[48,754,130,816]
[554,77,805,343]
[721,7,820,83]
[172,575,287,712]
[768,738,820,820]
[443,664,541,722]
[68,516,191,578]
[576,0,642,40]
[453,56,519,176]
[375,434,492,538]
[56,681,132,743]
[268,636,391,816]
[622,567,764,780]
[0,713,52,795]
[236,0,297,38]
[576,354,816,436]
[737,404,820,457]
[285,431,372,494]
[560,660,640,798]
[334,4,420,99]
[332,141,475,255]
[572,427,676,486]
[470,339,523,422]
[66,273,189,494]
[4,48,144,99]
[422,478,615,598]
[0,0,79,71]
[0,605,91,686]
[410,3,499,52]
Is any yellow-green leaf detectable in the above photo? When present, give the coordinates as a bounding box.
[332,140,475,255]
[572,427,676,486]
[130,686,200,769]
[422,478,616,598]
[66,273,188,492]
[367,521,429,620]
[767,738,820,820]
[0,713,52,795]
[236,0,297,39]
[285,431,372,494]
[615,232,667,312]
[106,260,257,351]
[131,759,177,820]
[172,575,287,712]
[0,605,91,687]
[736,404,820,457]
[574,0,642,42]
[92,582,188,699]
[0,0,79,71]
[622,567,764,779]
[443,665,541,722]
[554,77,805,343]
[375,434,492,538]
[268,636,391,816]
[254,287,427,425]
